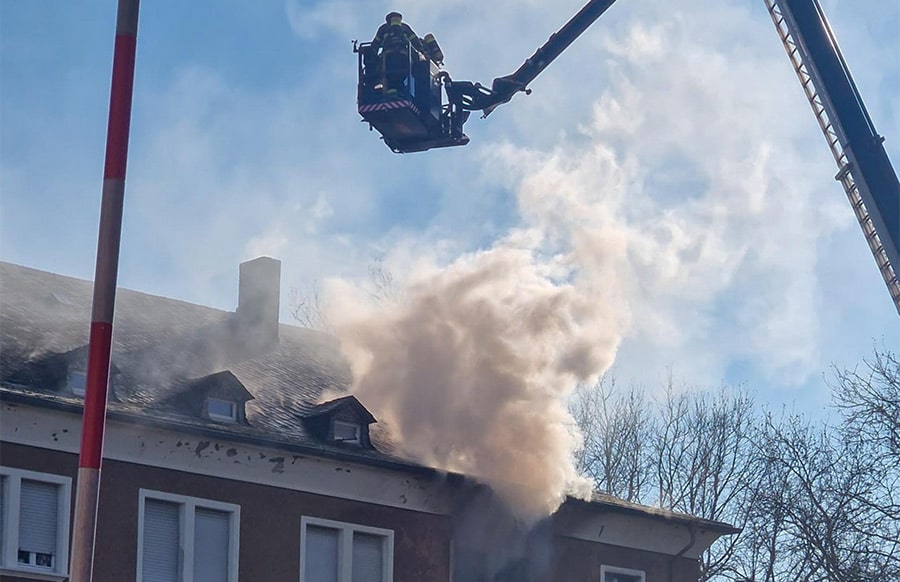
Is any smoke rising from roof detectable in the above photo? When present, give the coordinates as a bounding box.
[330,144,631,519]
[324,2,853,517]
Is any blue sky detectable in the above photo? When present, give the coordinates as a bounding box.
[2,0,898,417]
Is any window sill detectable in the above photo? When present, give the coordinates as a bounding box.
[0,566,69,581]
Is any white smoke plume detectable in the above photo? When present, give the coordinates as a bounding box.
[324,2,855,518]
[329,141,632,520]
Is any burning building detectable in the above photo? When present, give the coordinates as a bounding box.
[0,258,736,581]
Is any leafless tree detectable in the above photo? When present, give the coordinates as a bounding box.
[572,349,900,581]
[571,377,759,580]
[289,257,403,332]
[571,377,654,502]
[367,257,402,303]
[747,410,900,581]
[832,348,900,517]
[289,281,333,332]
[652,384,759,581]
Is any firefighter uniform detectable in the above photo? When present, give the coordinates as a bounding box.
[372,12,424,93]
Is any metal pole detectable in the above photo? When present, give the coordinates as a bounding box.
[70,1,139,580]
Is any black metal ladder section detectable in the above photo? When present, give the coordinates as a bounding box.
[765,0,900,315]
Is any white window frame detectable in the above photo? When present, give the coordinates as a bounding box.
[299,516,394,582]
[333,420,361,444]
[206,398,237,423]
[136,489,240,582]
[0,466,72,580]
[600,564,646,582]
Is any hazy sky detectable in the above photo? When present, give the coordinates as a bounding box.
[2,0,898,416]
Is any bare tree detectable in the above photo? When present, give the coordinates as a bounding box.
[571,351,900,581]
[653,384,759,581]
[289,281,332,332]
[571,377,654,502]
[289,258,403,332]
[750,411,900,581]
[367,257,402,303]
[832,348,900,482]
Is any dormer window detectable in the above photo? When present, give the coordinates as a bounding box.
[333,420,361,444]
[301,396,377,449]
[67,369,87,397]
[206,397,237,423]
[160,371,253,425]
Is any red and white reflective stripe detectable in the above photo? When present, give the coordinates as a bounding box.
[79,321,114,469]
[359,100,420,115]
[71,1,140,580]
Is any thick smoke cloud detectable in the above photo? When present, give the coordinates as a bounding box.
[323,2,879,517]
[329,143,631,519]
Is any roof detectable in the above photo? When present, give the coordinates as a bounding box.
[304,395,377,424]
[0,261,406,470]
[582,492,741,534]
[0,261,738,535]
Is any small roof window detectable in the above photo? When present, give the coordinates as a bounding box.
[206,397,237,423]
[67,369,87,397]
[301,396,377,449]
[333,420,361,444]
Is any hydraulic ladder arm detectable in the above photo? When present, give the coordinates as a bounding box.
[766,0,900,315]
[447,0,620,117]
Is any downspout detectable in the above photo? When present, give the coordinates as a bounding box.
[669,522,697,582]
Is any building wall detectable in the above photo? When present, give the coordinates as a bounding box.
[1,399,721,582]
[548,536,700,582]
[1,442,452,582]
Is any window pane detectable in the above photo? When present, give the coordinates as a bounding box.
[305,525,339,582]
[143,499,180,582]
[352,532,384,582]
[19,479,58,556]
[605,573,642,582]
[208,399,236,419]
[334,421,360,442]
[194,508,231,582]
[68,371,87,396]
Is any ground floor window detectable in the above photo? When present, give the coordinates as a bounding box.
[137,489,240,582]
[0,466,71,577]
[601,564,646,582]
[300,516,393,582]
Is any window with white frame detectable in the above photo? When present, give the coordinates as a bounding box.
[206,397,237,423]
[137,490,240,582]
[601,565,646,582]
[0,467,72,577]
[300,516,393,582]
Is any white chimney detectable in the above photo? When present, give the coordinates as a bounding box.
[236,256,281,349]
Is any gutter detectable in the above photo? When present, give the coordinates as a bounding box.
[0,388,445,477]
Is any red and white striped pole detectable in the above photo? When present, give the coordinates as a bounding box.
[70,1,140,580]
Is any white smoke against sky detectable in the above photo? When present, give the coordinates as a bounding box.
[324,3,858,517]
[328,140,632,520]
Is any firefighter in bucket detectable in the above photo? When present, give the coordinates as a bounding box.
[371,12,425,94]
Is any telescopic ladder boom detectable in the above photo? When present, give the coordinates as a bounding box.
[765,0,900,315]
